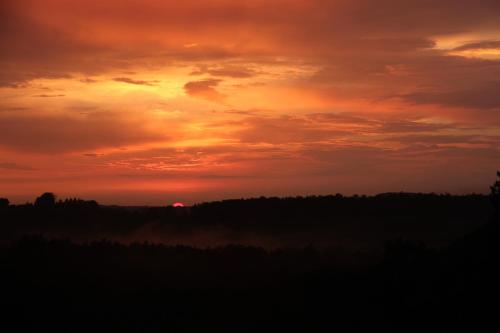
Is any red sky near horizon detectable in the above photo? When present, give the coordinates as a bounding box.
[1,0,500,205]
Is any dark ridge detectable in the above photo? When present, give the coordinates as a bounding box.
[0,172,499,332]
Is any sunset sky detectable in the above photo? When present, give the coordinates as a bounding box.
[1,0,500,205]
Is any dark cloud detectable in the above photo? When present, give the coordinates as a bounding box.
[0,162,34,171]
[32,94,66,98]
[308,113,376,126]
[402,81,500,109]
[191,65,256,78]
[80,78,99,83]
[0,113,167,153]
[378,121,451,133]
[83,153,105,157]
[0,2,104,87]
[237,116,351,144]
[308,113,452,134]
[382,133,500,146]
[454,40,500,51]
[184,79,226,103]
[113,77,159,86]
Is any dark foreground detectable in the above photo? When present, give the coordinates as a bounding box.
[1,192,499,332]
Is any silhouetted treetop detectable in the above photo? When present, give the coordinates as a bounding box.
[58,198,99,208]
[35,192,56,207]
[0,198,9,207]
[491,171,500,211]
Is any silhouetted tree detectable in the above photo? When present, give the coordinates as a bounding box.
[35,192,56,207]
[59,198,99,208]
[491,171,500,211]
[0,198,9,208]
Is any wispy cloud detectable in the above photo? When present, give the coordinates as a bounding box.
[0,162,34,171]
[113,77,159,86]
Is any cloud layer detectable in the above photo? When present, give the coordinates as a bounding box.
[1,0,500,203]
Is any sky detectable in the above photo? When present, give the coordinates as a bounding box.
[1,0,500,205]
